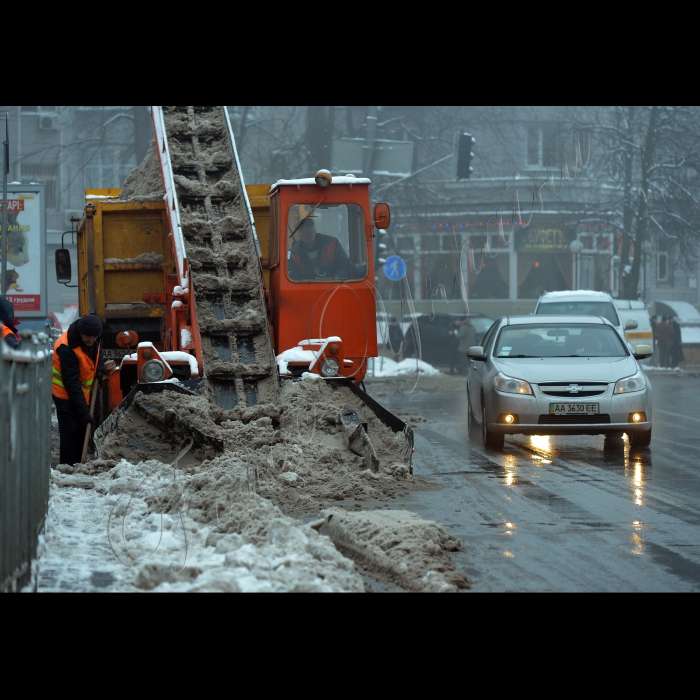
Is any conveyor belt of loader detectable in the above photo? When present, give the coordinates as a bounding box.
[158,106,278,409]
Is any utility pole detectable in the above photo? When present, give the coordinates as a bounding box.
[364,106,380,290]
[362,106,378,179]
[1,113,9,300]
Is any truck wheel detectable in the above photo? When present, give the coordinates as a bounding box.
[629,427,652,448]
[482,404,504,450]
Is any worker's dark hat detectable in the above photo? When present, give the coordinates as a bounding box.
[299,217,316,228]
[77,314,102,336]
[0,298,17,327]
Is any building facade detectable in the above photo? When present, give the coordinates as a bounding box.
[0,106,143,317]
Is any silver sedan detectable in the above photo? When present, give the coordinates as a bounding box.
[466,315,653,450]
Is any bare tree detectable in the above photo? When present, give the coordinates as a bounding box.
[583,106,700,298]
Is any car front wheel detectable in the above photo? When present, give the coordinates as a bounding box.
[482,403,504,450]
[629,427,652,448]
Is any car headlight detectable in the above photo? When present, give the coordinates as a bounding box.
[614,370,646,394]
[321,357,340,377]
[494,372,532,395]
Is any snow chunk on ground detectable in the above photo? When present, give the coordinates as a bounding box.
[368,356,442,377]
[319,508,469,592]
[33,458,363,593]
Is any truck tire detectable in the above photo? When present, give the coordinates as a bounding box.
[482,403,504,450]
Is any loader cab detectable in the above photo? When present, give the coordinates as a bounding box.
[267,173,382,382]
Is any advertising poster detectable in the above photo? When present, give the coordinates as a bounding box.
[0,184,45,316]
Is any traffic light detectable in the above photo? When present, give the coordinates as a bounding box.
[457,132,476,180]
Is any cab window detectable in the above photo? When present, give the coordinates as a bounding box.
[286,203,367,282]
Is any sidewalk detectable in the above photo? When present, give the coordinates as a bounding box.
[644,364,700,375]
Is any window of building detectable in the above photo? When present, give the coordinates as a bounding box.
[396,235,416,252]
[527,122,562,168]
[83,146,137,190]
[20,164,59,210]
[442,233,462,252]
[421,235,440,251]
[657,252,668,282]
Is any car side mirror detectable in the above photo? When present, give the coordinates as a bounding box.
[55,248,72,284]
[467,345,487,361]
[633,344,653,360]
[373,202,391,229]
[625,319,639,330]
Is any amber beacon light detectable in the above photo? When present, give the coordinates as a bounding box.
[315,169,332,187]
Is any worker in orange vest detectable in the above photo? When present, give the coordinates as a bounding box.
[288,217,354,280]
[0,298,21,350]
[52,314,115,466]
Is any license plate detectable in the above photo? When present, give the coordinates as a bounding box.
[549,403,599,415]
[103,348,128,359]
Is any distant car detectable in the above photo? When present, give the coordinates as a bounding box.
[466,314,653,450]
[17,315,61,341]
[402,312,495,366]
[534,290,637,348]
[614,300,653,361]
[376,312,403,354]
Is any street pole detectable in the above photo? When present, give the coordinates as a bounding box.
[570,239,583,291]
[1,113,9,300]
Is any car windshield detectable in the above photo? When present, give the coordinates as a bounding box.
[536,300,620,326]
[495,324,628,358]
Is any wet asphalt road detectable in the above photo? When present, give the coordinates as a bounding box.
[365,370,700,592]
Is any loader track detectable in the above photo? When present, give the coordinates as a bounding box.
[160,106,278,409]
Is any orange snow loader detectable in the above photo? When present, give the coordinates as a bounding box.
[55,106,412,462]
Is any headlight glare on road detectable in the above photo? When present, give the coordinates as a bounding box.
[614,371,646,394]
[494,372,532,395]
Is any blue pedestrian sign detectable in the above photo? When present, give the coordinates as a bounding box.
[383,255,406,281]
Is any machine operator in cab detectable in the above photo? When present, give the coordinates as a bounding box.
[288,216,354,281]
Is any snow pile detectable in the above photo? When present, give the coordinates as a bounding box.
[276,346,318,375]
[319,508,469,592]
[37,377,462,592]
[95,378,417,513]
[369,356,442,377]
[38,458,363,592]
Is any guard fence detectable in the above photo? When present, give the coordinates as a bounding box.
[1,332,53,592]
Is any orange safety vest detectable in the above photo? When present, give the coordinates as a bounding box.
[1,323,16,343]
[51,330,100,403]
[290,237,338,277]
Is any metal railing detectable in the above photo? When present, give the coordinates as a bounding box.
[1,331,53,592]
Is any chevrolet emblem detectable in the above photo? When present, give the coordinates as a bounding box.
[565,384,582,393]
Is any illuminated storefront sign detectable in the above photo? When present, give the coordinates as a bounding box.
[515,228,570,253]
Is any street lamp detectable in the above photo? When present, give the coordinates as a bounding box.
[569,239,583,290]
